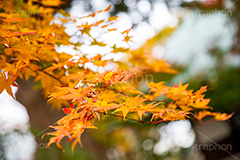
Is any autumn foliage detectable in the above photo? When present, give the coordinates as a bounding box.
[0,0,233,151]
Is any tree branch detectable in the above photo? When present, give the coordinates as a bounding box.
[26,66,66,86]
[98,111,145,124]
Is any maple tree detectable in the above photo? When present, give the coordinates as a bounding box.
[0,0,233,152]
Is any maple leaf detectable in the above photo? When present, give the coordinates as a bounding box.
[46,109,97,151]
[194,86,208,96]
[196,110,233,121]
[179,105,193,112]
[92,54,107,66]
[3,63,21,75]
[50,99,69,110]
[14,53,39,66]
[166,82,191,100]
[85,98,120,113]
[0,30,36,38]
[148,81,167,95]
[124,35,133,43]
[113,95,145,119]
[151,108,189,123]
[34,0,64,7]
[113,83,143,95]
[21,67,37,80]
[108,16,118,21]
[134,102,159,120]
[91,39,106,47]
[214,112,234,121]
[49,86,93,103]
[102,5,111,12]
[0,72,16,97]
[148,60,178,74]
[96,70,132,86]
[65,69,90,81]
[63,107,72,114]
[97,90,122,103]
[129,49,148,66]
[192,99,211,109]
[44,59,74,73]
[112,44,129,53]
[77,22,93,36]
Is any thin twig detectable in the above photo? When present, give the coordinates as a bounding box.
[98,111,145,124]
[26,66,66,86]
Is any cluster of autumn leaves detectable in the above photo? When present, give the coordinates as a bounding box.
[0,0,233,151]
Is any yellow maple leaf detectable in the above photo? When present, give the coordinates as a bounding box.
[0,73,16,97]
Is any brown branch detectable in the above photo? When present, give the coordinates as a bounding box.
[98,111,145,124]
[26,66,66,86]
